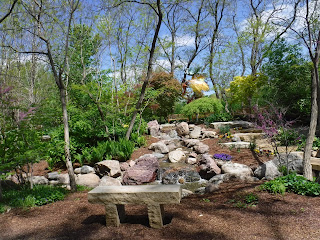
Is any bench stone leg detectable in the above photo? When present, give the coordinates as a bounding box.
[105,204,125,227]
[147,204,165,229]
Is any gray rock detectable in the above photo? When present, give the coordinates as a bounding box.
[183,139,200,148]
[58,173,70,185]
[176,122,189,136]
[232,135,241,142]
[254,161,281,180]
[99,176,122,186]
[210,121,254,129]
[162,166,201,184]
[189,126,202,139]
[188,124,195,130]
[148,120,160,137]
[160,123,176,132]
[41,135,51,142]
[194,142,209,154]
[149,141,169,154]
[221,162,253,178]
[233,133,264,142]
[81,165,94,174]
[186,157,197,165]
[76,173,100,188]
[195,187,206,194]
[74,167,82,174]
[189,152,197,158]
[152,152,165,159]
[219,142,251,149]
[167,143,177,152]
[47,171,59,180]
[272,152,304,174]
[208,174,231,184]
[30,176,49,185]
[169,130,178,138]
[95,160,121,178]
[168,149,186,163]
[202,131,217,138]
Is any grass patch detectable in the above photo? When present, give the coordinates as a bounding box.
[0,184,68,213]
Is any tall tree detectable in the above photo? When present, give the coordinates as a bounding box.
[11,0,81,191]
[125,0,163,139]
[291,0,320,180]
[206,0,227,99]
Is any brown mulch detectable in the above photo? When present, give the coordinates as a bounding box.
[1,129,320,239]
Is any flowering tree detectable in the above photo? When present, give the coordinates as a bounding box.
[252,104,300,175]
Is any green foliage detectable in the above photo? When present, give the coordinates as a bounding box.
[218,125,231,135]
[204,112,233,126]
[181,97,224,118]
[275,128,300,146]
[297,136,320,151]
[261,39,311,119]
[260,173,320,196]
[0,185,68,213]
[227,73,267,108]
[244,193,259,204]
[146,72,182,120]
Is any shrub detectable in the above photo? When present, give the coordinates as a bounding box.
[1,185,68,212]
[260,173,320,196]
[181,97,224,119]
[204,112,233,125]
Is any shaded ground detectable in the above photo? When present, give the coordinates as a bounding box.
[1,181,320,240]
[1,129,319,240]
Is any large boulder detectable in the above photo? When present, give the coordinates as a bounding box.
[162,166,201,184]
[99,176,122,186]
[122,154,159,185]
[221,162,253,179]
[272,152,303,174]
[202,131,217,139]
[76,173,100,188]
[176,122,189,136]
[210,121,254,130]
[95,160,121,178]
[254,161,281,180]
[57,173,70,185]
[168,149,186,163]
[183,139,200,148]
[194,142,209,154]
[149,141,169,154]
[198,154,221,179]
[219,142,251,149]
[189,126,202,139]
[147,120,160,137]
[80,165,95,174]
[30,176,49,185]
[47,172,59,181]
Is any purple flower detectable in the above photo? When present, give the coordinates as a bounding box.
[213,153,232,161]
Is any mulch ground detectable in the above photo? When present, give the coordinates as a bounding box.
[1,129,320,240]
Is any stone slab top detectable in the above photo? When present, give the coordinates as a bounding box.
[89,185,181,194]
[88,185,182,205]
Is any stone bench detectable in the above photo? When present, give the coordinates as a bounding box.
[88,185,181,229]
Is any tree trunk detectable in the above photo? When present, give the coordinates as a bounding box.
[303,68,318,180]
[0,178,2,201]
[59,88,77,191]
[125,0,163,140]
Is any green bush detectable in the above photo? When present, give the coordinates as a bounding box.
[275,128,300,146]
[1,185,68,213]
[204,112,233,125]
[260,173,320,196]
[181,97,224,118]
